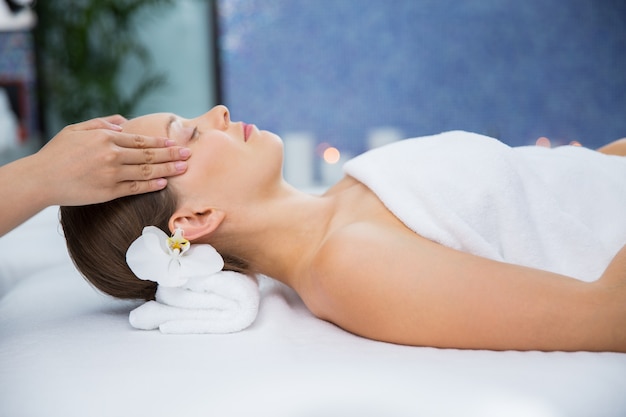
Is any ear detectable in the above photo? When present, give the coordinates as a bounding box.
[168,207,226,241]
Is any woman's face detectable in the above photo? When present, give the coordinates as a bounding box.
[121,105,285,207]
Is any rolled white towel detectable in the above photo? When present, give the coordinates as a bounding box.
[129,271,260,334]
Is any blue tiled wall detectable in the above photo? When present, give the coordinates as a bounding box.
[218,0,626,154]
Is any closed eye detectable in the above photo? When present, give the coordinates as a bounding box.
[189,127,199,142]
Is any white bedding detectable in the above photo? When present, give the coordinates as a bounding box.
[1,207,626,417]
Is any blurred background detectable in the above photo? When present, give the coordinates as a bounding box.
[1,0,625,187]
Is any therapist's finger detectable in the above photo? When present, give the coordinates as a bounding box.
[66,116,125,132]
[117,146,192,165]
[101,114,128,125]
[111,131,176,150]
[117,160,189,183]
[116,178,170,197]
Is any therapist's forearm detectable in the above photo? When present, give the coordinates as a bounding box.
[0,154,52,237]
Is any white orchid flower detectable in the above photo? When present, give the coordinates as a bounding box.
[126,226,225,287]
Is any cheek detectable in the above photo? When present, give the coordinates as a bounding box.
[167,173,196,199]
[178,145,231,186]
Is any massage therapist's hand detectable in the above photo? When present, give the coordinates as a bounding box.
[0,115,191,236]
[35,115,191,205]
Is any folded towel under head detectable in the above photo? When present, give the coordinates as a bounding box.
[129,271,260,334]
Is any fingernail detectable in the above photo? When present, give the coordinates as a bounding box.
[165,139,176,147]
[156,178,167,188]
[175,161,187,172]
[179,148,191,158]
[106,122,123,131]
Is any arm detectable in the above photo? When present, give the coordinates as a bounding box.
[308,223,625,352]
[0,116,191,236]
[597,138,626,156]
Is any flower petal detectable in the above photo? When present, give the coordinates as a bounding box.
[141,226,170,254]
[126,228,172,283]
[126,227,225,288]
[159,259,189,287]
[179,244,225,278]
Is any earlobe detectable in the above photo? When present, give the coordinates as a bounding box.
[169,207,225,241]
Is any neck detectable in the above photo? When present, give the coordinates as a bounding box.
[212,181,340,289]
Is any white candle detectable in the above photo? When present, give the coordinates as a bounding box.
[367,127,403,150]
[282,131,315,189]
[321,149,353,186]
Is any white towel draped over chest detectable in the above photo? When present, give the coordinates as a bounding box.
[343,131,626,282]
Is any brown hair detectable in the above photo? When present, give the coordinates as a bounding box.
[60,189,250,301]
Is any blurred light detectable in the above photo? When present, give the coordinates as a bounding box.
[535,137,551,148]
[323,147,341,164]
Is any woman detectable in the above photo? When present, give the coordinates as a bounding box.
[60,105,626,352]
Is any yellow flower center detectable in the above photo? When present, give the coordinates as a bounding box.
[166,229,190,255]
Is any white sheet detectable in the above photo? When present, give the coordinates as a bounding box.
[1,207,626,417]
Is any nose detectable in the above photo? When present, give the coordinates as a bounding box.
[199,105,230,130]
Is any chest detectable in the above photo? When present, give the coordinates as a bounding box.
[331,177,408,232]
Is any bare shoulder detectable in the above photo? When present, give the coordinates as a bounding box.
[309,222,388,291]
[309,219,450,291]
[309,221,408,283]
[302,223,376,296]
[301,221,441,343]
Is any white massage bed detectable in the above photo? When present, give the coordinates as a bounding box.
[1,206,626,417]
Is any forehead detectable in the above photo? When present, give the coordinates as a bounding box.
[121,113,174,136]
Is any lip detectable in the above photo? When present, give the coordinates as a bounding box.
[242,123,256,142]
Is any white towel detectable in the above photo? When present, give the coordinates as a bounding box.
[343,130,626,282]
[129,271,260,334]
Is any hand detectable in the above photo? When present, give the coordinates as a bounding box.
[34,115,191,206]
[597,138,626,156]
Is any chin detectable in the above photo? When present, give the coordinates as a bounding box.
[265,130,284,144]
[267,131,285,155]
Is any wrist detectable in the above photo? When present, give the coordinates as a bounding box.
[22,152,57,209]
